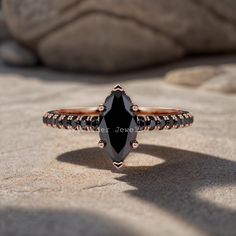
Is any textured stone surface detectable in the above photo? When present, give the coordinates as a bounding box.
[200,73,236,93]
[0,10,9,43]
[0,41,38,66]
[165,64,236,94]
[0,60,236,236]
[165,66,223,87]
[2,0,236,72]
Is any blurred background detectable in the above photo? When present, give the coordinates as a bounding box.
[0,1,236,236]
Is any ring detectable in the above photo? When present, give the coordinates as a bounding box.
[43,85,194,169]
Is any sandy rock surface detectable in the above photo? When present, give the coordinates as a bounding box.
[165,66,224,87]
[0,61,236,236]
[165,65,236,94]
[2,0,236,72]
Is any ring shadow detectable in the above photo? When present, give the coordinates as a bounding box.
[0,208,138,236]
[57,144,236,236]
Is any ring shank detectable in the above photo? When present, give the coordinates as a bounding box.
[56,107,99,115]
[138,107,182,115]
[43,107,193,131]
[54,107,183,116]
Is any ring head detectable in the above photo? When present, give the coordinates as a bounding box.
[99,87,138,164]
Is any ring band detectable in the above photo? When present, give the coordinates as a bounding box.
[43,85,194,168]
[43,107,193,131]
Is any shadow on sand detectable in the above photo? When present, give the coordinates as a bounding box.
[0,208,138,236]
[57,144,236,236]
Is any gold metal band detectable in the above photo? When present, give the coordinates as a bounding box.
[53,107,183,116]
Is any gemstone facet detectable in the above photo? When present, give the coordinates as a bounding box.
[99,88,138,162]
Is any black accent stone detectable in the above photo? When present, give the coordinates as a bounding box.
[63,117,70,129]
[137,116,145,131]
[91,116,100,131]
[174,118,182,128]
[47,117,53,126]
[99,89,138,162]
[157,116,165,130]
[55,118,63,127]
[182,115,190,126]
[52,118,57,126]
[146,116,156,130]
[71,117,80,129]
[43,116,47,124]
[185,118,191,125]
[165,117,174,129]
[80,116,89,130]
[189,116,194,124]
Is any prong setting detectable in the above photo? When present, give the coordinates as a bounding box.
[113,162,123,169]
[131,105,139,112]
[98,140,106,149]
[131,140,139,149]
[112,84,124,92]
[98,104,106,112]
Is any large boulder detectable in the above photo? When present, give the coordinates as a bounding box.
[2,0,236,72]
[0,5,9,43]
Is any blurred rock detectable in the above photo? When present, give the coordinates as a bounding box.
[2,0,236,72]
[165,66,223,87]
[201,73,236,93]
[0,41,38,66]
[165,65,236,94]
[0,10,10,43]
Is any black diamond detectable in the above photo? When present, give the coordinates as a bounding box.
[99,89,138,162]
[71,117,80,129]
[55,118,63,127]
[137,116,145,131]
[157,117,165,130]
[165,117,174,129]
[81,116,90,130]
[43,116,47,124]
[189,116,194,124]
[174,118,182,128]
[146,116,156,130]
[47,117,53,126]
[91,116,100,131]
[182,115,190,126]
[63,117,70,129]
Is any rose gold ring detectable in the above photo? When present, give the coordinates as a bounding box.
[43,85,194,168]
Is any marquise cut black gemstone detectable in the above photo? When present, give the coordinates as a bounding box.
[99,89,138,162]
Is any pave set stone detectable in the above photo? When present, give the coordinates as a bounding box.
[136,113,193,130]
[43,113,100,131]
